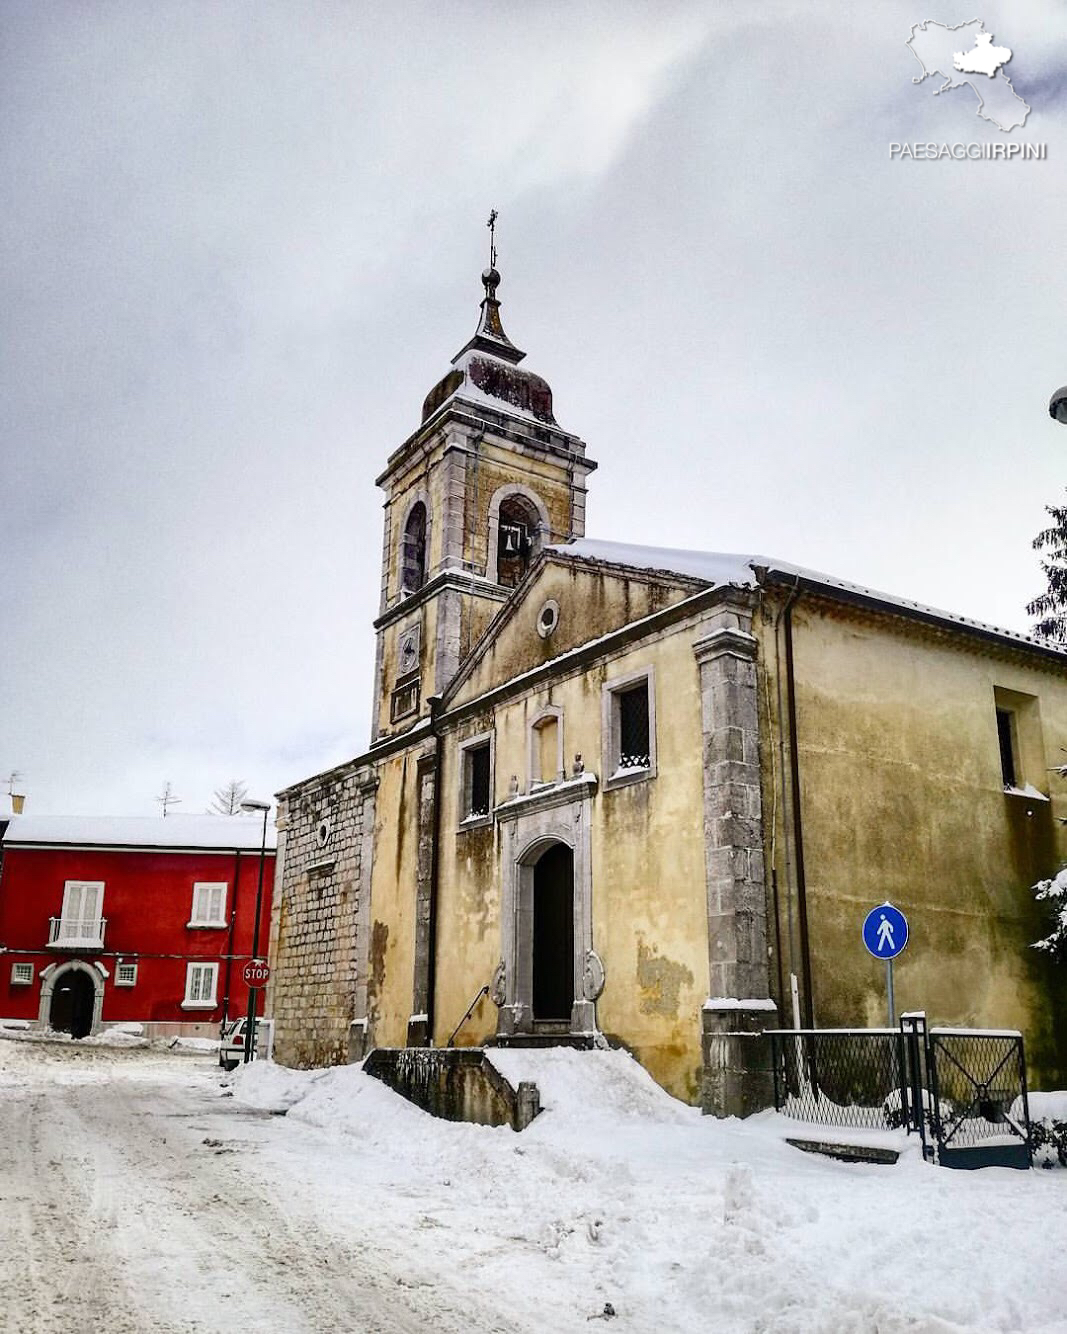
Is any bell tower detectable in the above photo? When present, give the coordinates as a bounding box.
[370,254,596,743]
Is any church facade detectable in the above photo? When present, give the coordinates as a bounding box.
[266,267,1067,1112]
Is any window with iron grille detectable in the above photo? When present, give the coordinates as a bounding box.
[603,668,657,789]
[115,962,138,987]
[459,733,494,825]
[11,962,33,985]
[617,684,650,769]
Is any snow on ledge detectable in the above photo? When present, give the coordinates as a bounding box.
[1004,784,1049,801]
[703,997,778,1011]
[929,1026,1023,1038]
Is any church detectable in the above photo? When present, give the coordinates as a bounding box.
[265,259,1067,1114]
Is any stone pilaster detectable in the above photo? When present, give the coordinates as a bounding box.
[701,1001,777,1119]
[408,751,437,1047]
[693,604,776,1117]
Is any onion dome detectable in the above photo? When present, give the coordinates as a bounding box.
[421,268,556,426]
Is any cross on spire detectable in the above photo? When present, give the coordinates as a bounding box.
[487,209,498,270]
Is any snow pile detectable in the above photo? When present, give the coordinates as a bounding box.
[228,1058,335,1114]
[488,1045,694,1129]
[85,1024,147,1047]
[1029,1090,1067,1122]
[168,1035,220,1053]
[228,1051,1067,1331]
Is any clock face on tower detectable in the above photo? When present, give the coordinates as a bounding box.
[397,625,420,677]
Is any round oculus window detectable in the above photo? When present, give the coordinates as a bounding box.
[317,817,333,847]
[536,599,560,639]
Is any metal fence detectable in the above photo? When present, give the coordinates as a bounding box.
[770,1028,907,1131]
[768,1017,1033,1169]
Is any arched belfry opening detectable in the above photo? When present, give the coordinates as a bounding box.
[401,501,427,593]
[496,493,540,588]
[532,842,574,1022]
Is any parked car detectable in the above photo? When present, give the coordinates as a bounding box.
[218,1016,273,1070]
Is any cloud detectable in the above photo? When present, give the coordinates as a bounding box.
[2,1,1065,814]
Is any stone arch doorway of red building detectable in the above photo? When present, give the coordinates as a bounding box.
[49,968,96,1038]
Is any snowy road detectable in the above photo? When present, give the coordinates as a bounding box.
[4,1036,1067,1333]
[0,1039,509,1334]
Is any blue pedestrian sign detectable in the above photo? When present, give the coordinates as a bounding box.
[862,902,909,960]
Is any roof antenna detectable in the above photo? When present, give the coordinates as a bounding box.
[487,208,498,271]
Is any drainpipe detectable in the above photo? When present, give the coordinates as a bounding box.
[425,694,444,1043]
[221,850,240,1025]
[783,591,816,1029]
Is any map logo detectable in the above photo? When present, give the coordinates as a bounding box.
[907,19,1030,132]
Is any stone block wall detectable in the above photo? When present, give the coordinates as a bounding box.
[268,760,378,1069]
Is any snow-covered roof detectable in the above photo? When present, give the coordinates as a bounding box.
[548,539,762,587]
[548,539,1065,659]
[1,813,277,852]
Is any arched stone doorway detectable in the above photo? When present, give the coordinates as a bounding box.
[532,843,574,1022]
[495,780,598,1040]
[38,961,104,1038]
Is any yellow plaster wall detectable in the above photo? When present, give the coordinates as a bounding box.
[433,713,503,1047]
[763,598,1067,1085]
[450,560,696,710]
[365,748,424,1047]
[434,613,713,1103]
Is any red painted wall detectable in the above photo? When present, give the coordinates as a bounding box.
[0,843,275,1027]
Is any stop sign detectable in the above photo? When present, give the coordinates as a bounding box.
[242,959,270,987]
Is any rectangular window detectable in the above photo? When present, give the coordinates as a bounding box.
[996,707,1017,788]
[993,686,1046,794]
[11,962,33,985]
[189,882,228,927]
[390,678,420,722]
[458,732,494,826]
[183,962,219,1008]
[115,963,138,987]
[603,668,657,789]
[468,743,491,816]
[617,684,651,768]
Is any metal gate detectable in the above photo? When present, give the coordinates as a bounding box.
[769,1013,1032,1169]
[926,1026,1032,1169]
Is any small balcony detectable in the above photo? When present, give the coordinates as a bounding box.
[48,916,107,950]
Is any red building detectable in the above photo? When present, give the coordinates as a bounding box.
[0,814,276,1040]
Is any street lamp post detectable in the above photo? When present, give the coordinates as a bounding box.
[240,799,271,1064]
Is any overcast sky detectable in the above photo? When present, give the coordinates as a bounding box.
[2,1,1066,817]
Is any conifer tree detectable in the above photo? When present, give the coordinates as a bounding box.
[1032,867,1067,962]
[1027,493,1067,644]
